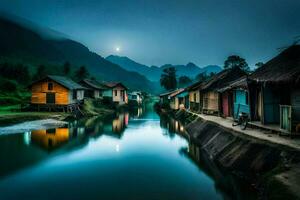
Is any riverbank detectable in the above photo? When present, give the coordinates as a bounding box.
[157,107,300,199]
[0,99,116,127]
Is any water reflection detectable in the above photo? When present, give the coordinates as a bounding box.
[0,103,256,199]
[159,114,186,137]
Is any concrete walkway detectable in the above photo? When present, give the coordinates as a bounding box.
[186,110,300,150]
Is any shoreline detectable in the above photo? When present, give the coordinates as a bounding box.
[156,106,300,199]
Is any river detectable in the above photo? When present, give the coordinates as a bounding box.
[0,102,256,200]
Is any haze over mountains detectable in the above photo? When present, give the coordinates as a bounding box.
[0,15,158,93]
[0,13,222,94]
[106,55,222,82]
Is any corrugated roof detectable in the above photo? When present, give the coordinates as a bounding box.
[30,75,85,90]
[80,79,107,90]
[103,82,128,90]
[169,88,185,98]
[217,76,248,92]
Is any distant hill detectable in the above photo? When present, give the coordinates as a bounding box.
[106,55,222,81]
[0,16,159,93]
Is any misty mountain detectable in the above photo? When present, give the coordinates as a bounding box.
[0,15,159,93]
[106,55,222,81]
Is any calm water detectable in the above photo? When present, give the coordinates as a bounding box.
[0,103,255,200]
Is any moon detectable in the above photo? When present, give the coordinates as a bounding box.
[115,47,120,52]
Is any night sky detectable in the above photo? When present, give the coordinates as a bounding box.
[1,0,300,68]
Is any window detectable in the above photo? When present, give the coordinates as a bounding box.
[48,82,53,90]
[194,93,196,102]
[114,90,118,96]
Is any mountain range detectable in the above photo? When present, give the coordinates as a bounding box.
[106,55,222,82]
[0,15,158,93]
[0,14,222,94]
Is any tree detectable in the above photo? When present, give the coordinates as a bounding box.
[75,65,89,81]
[15,64,30,84]
[34,65,47,80]
[178,76,192,87]
[160,67,177,90]
[63,61,71,76]
[224,55,249,72]
[255,62,264,69]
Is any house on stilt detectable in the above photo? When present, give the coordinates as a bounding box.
[187,81,203,112]
[248,45,300,134]
[29,75,85,112]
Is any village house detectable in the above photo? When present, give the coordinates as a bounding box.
[79,79,107,99]
[128,91,143,106]
[187,82,202,112]
[102,82,128,105]
[248,45,300,134]
[169,88,189,110]
[159,90,174,105]
[218,76,250,119]
[29,75,85,111]
[200,67,246,115]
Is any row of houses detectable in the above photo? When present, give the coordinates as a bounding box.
[160,45,300,134]
[29,75,144,111]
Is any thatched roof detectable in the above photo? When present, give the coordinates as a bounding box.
[217,76,249,92]
[250,45,300,85]
[186,81,203,91]
[201,67,246,92]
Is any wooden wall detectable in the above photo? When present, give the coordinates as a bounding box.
[31,81,70,105]
[203,91,219,111]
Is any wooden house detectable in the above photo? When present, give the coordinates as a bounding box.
[200,67,246,115]
[169,88,188,110]
[249,45,300,134]
[79,79,107,99]
[102,82,128,105]
[218,76,250,118]
[30,75,85,111]
[187,81,202,112]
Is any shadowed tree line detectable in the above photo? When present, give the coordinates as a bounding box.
[0,61,91,92]
[160,54,260,91]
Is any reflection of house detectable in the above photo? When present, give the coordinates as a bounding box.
[30,75,85,111]
[103,82,128,105]
[128,91,143,105]
[249,45,300,134]
[79,79,107,99]
[201,68,246,115]
[112,113,128,133]
[31,128,70,149]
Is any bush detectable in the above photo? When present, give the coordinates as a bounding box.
[0,96,22,105]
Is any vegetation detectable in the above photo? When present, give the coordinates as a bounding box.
[195,72,216,82]
[74,65,89,81]
[178,76,192,87]
[255,62,264,69]
[160,67,177,90]
[224,55,250,72]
